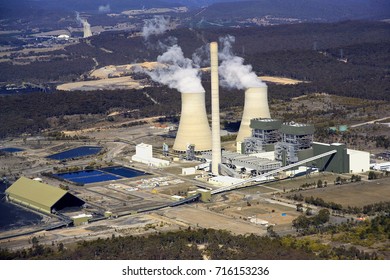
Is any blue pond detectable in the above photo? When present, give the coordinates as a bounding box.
[0,147,24,153]
[100,166,146,178]
[54,166,146,185]
[47,146,102,160]
[55,170,120,184]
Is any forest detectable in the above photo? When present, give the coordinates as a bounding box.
[0,219,386,260]
[0,20,389,138]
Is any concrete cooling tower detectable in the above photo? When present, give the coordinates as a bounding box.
[83,20,92,38]
[236,86,271,142]
[173,92,212,152]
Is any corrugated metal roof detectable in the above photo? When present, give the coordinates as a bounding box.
[5,177,67,208]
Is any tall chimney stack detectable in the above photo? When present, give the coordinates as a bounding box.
[210,42,222,175]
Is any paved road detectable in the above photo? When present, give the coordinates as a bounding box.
[350,116,390,128]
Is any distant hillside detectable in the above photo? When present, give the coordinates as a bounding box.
[0,0,176,18]
[161,0,246,7]
[196,0,390,22]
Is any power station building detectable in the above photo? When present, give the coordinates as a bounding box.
[240,118,369,174]
[132,143,170,167]
[312,142,370,173]
[243,118,282,154]
[275,122,315,166]
[5,177,84,214]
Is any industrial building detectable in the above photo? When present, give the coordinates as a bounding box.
[371,162,390,171]
[72,213,92,226]
[242,118,282,154]
[238,118,369,174]
[131,143,170,167]
[312,142,370,173]
[240,119,315,166]
[202,150,282,176]
[5,177,84,214]
[187,189,211,203]
[275,122,315,166]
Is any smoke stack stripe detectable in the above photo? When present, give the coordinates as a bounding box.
[210,42,222,175]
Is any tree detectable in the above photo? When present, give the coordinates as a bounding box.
[58,243,64,252]
[368,171,377,180]
[314,209,330,225]
[292,215,310,230]
[317,179,323,188]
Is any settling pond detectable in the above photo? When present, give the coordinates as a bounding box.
[53,166,147,185]
[47,146,102,160]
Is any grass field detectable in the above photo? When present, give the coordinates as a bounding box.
[288,177,390,208]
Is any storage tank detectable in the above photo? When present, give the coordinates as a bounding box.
[236,86,271,142]
[173,92,212,152]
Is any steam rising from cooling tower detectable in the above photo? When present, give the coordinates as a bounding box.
[142,16,170,40]
[219,35,265,89]
[143,44,204,93]
[76,12,92,38]
[139,36,211,152]
[218,35,270,142]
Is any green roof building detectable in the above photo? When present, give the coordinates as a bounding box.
[5,177,84,214]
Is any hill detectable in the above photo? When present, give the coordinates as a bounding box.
[196,0,390,22]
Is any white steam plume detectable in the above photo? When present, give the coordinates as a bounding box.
[75,12,92,38]
[75,12,82,25]
[219,35,265,89]
[192,44,210,67]
[142,16,170,40]
[98,4,111,13]
[141,44,204,93]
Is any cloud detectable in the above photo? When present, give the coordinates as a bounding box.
[98,4,111,13]
[142,16,170,40]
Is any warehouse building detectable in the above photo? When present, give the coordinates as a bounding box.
[312,142,370,173]
[5,177,84,214]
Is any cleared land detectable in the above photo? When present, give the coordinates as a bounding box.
[259,76,305,85]
[290,178,390,208]
[161,205,267,235]
[56,76,147,91]
[57,61,306,91]
[91,62,160,79]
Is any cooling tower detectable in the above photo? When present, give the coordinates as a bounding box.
[210,42,222,175]
[236,86,271,143]
[173,92,212,152]
[83,21,92,38]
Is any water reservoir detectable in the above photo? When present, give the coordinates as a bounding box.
[47,146,102,160]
